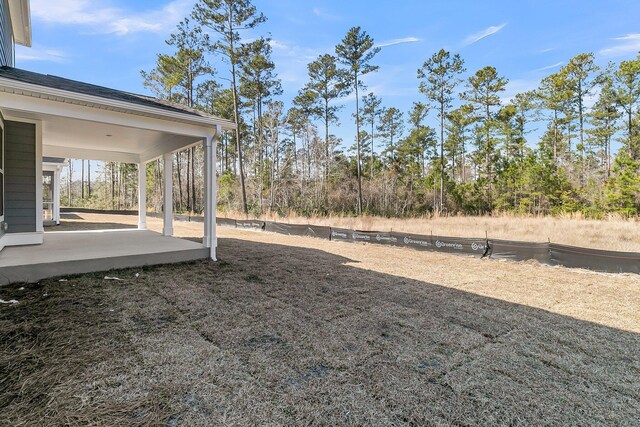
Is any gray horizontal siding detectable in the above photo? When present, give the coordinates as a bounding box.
[6,174,36,184]
[3,151,35,162]
[0,0,12,67]
[6,200,35,209]
[5,121,36,233]
[5,127,36,138]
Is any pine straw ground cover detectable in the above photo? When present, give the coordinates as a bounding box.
[1,226,639,425]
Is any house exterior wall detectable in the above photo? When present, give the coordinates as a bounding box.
[0,0,13,67]
[4,120,36,233]
[0,117,5,241]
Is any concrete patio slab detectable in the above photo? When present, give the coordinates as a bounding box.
[0,230,209,285]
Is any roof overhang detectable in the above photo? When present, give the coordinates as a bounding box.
[0,79,232,163]
[0,76,236,131]
[8,0,31,47]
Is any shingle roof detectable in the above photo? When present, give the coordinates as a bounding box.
[0,66,221,121]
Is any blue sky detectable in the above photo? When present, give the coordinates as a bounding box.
[16,0,640,151]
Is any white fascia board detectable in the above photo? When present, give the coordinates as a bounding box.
[1,91,215,138]
[7,0,32,47]
[0,77,236,131]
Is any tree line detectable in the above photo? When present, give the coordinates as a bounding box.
[65,0,640,218]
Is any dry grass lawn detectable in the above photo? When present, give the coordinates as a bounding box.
[0,213,638,425]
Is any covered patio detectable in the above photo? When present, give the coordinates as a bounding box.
[0,67,235,283]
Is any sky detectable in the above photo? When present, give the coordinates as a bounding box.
[15,0,640,153]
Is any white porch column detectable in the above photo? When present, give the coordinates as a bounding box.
[203,126,221,261]
[138,161,147,230]
[203,136,212,249]
[162,153,173,236]
[53,167,61,225]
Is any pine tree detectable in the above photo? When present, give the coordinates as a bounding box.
[587,68,620,178]
[193,0,266,214]
[300,54,348,181]
[377,107,404,163]
[335,26,380,214]
[562,53,600,187]
[360,92,382,177]
[605,150,640,215]
[461,66,508,211]
[614,54,640,159]
[536,71,574,164]
[238,37,281,211]
[417,49,465,212]
[445,104,476,183]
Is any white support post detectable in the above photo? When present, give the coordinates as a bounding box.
[53,167,61,225]
[138,161,147,230]
[35,121,43,233]
[203,126,221,261]
[162,152,173,236]
[203,136,212,249]
[212,128,219,260]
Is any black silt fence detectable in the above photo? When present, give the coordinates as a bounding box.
[216,217,237,228]
[265,221,331,240]
[329,228,353,242]
[329,229,488,257]
[329,228,381,243]
[489,239,551,263]
[369,231,400,246]
[306,225,332,240]
[173,214,203,223]
[73,209,640,274]
[62,207,138,216]
[431,235,490,258]
[236,219,265,230]
[264,221,284,234]
[265,222,332,239]
[391,232,434,251]
[549,243,640,274]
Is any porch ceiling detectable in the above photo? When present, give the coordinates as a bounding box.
[2,107,208,163]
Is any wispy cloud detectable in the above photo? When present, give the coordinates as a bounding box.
[268,39,289,50]
[375,37,421,48]
[268,40,324,85]
[599,33,640,57]
[533,61,563,72]
[539,47,556,53]
[463,23,507,46]
[312,7,341,21]
[15,45,67,63]
[30,0,193,35]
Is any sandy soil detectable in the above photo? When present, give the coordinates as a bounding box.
[0,213,637,425]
